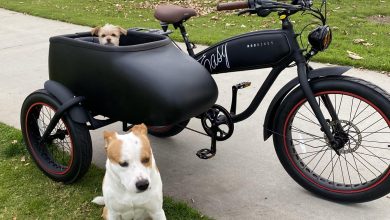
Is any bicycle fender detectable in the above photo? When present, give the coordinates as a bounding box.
[44,80,89,124]
[263,66,351,141]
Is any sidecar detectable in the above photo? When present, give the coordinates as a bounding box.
[48,29,218,125]
[20,29,218,183]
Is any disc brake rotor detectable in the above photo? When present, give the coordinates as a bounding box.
[325,120,362,154]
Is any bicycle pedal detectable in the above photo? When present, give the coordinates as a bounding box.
[196,148,215,159]
[234,82,251,89]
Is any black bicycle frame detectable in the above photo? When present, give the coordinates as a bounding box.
[178,17,339,148]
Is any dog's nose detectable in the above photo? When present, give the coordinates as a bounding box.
[136,179,149,192]
[107,38,111,42]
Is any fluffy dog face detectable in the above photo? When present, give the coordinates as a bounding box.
[104,124,153,193]
[91,24,127,46]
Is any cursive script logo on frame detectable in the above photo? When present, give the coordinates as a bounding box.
[197,43,230,72]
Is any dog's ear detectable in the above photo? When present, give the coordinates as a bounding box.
[119,27,127,36]
[103,131,116,149]
[131,124,148,135]
[91,26,101,36]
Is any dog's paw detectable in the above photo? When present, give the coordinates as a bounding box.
[91,196,105,205]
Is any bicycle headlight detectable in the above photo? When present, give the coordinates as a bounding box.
[308,25,332,51]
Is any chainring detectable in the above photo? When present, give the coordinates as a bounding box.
[201,104,234,141]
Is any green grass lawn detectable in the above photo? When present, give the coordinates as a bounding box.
[0,0,389,72]
[0,122,210,219]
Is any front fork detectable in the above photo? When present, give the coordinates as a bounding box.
[297,63,342,155]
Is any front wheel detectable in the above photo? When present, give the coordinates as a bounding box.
[20,89,92,183]
[273,76,390,202]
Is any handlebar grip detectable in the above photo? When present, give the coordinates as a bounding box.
[217,1,249,11]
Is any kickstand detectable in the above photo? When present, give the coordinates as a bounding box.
[196,126,217,159]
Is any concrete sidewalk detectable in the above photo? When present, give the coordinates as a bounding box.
[1,8,389,220]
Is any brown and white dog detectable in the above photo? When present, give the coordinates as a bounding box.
[91,24,127,46]
[92,124,166,220]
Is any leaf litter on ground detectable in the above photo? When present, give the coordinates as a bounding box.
[347,50,364,60]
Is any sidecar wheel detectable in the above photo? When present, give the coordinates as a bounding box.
[148,119,190,138]
[20,89,92,183]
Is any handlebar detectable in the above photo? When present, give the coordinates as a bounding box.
[217,0,310,12]
[217,1,249,11]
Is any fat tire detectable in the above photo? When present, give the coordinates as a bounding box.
[273,76,390,202]
[20,89,92,183]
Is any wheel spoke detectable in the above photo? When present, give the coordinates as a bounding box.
[300,147,329,160]
[295,112,321,126]
[350,100,362,123]
[298,149,329,155]
[359,146,390,165]
[353,152,382,176]
[292,132,326,146]
[359,118,384,134]
[42,106,52,124]
[343,153,353,187]
[292,137,324,141]
[361,140,390,144]
[311,147,329,173]
[292,139,328,150]
[350,152,364,184]
[62,138,65,164]
[319,150,337,176]
[361,145,390,150]
[302,146,329,168]
[348,98,354,124]
[354,111,377,127]
[291,126,327,144]
[337,94,344,116]
[341,153,368,183]
[338,154,346,185]
[351,104,370,124]
[334,94,337,116]
[327,154,340,182]
[302,103,317,119]
[359,126,390,140]
[346,97,355,133]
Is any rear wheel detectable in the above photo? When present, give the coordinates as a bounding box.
[148,119,190,138]
[20,89,92,183]
[273,76,390,202]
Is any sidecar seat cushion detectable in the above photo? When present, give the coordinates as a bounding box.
[154,5,197,24]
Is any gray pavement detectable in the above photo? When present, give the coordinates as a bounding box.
[1,8,390,220]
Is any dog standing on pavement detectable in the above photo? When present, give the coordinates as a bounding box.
[91,24,127,46]
[92,124,166,220]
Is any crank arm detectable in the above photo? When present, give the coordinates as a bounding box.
[196,126,217,159]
